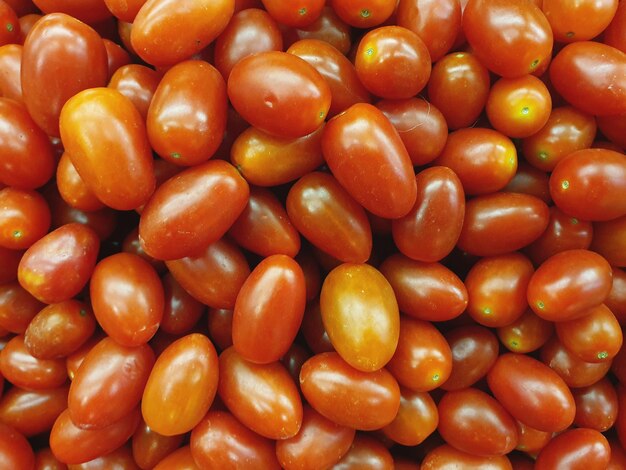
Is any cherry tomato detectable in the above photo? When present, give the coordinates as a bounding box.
[549,41,626,116]
[103,0,146,22]
[542,0,618,43]
[502,161,552,204]
[190,410,280,470]
[0,385,68,437]
[0,248,22,284]
[331,0,395,28]
[0,282,41,334]
[153,446,198,470]
[207,308,234,352]
[108,64,160,121]
[285,6,351,54]
[463,0,553,77]
[18,223,99,304]
[131,0,234,66]
[131,419,183,470]
[487,353,575,432]
[355,26,431,99]
[0,44,23,102]
[159,273,203,335]
[596,113,626,151]
[572,377,618,432]
[534,428,611,470]
[262,0,324,28]
[68,338,154,430]
[607,267,626,323]
[382,387,438,446]
[421,444,513,469]
[218,346,303,439]
[32,0,112,23]
[34,447,67,470]
[68,444,139,470]
[56,153,104,212]
[527,249,612,321]
[0,1,19,46]
[142,334,218,436]
[0,187,50,250]
[604,0,626,53]
[0,422,35,470]
[103,39,130,80]
[139,160,249,261]
[497,309,554,354]
[322,103,417,219]
[515,420,552,455]
[299,351,400,430]
[331,435,394,469]
[22,13,108,136]
[233,254,306,364]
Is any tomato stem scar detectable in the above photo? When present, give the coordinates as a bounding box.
[561,180,570,189]
[6,23,13,32]
[536,300,545,309]
[12,230,21,238]
[298,7,307,15]
[360,9,371,18]
[171,152,181,159]
[597,351,608,360]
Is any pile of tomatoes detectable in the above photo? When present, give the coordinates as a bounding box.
[0,0,626,468]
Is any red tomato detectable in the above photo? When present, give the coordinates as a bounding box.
[56,152,104,212]
[103,0,146,22]
[108,64,160,121]
[0,187,50,250]
[331,435,394,469]
[604,0,626,53]
[421,444,512,469]
[32,0,112,23]
[132,419,184,470]
[497,309,554,354]
[382,387,438,446]
[572,377,618,432]
[159,273,204,335]
[534,428,611,470]
[153,446,198,470]
[262,0,325,28]
[0,282,41,334]
[542,0,618,43]
[0,423,35,470]
[0,385,68,437]
[0,44,23,102]
[331,0,396,28]
[285,6,351,54]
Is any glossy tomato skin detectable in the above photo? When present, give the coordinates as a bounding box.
[139,160,249,261]
[159,273,204,335]
[331,0,395,28]
[527,249,612,321]
[32,0,112,23]
[0,2,19,46]
[108,64,160,121]
[288,38,370,117]
[152,446,198,470]
[34,447,67,470]
[549,148,626,221]
[262,0,324,27]
[190,411,280,470]
[380,254,468,322]
[604,0,626,53]
[497,308,554,354]
[0,44,23,102]
[463,0,553,77]
[131,0,234,66]
[0,249,22,284]
[0,187,50,250]
[0,281,40,334]
[421,444,513,470]
[218,347,303,439]
[0,422,35,470]
[438,388,518,456]
[457,193,550,256]
[90,253,164,347]
[132,419,184,470]
[22,13,108,137]
[534,428,611,470]
[542,0,618,42]
[331,435,394,469]
[229,51,330,138]
[502,162,552,203]
[320,263,399,372]
[165,238,250,310]
[285,6,351,54]
[147,60,227,166]
[607,267,626,323]
[392,167,465,262]
[0,98,55,189]
[299,352,400,430]
[286,172,372,264]
[573,377,618,431]
[591,215,626,267]
[103,0,146,22]
[18,223,99,304]
[56,152,104,212]
[60,88,155,211]
[382,387,438,446]
[550,41,626,116]
[355,26,431,99]
[0,385,68,437]
[322,103,417,219]
[432,128,517,196]
[50,408,140,465]
[233,255,306,364]
[214,8,282,80]
[275,405,355,470]
[68,338,154,430]
[487,353,575,432]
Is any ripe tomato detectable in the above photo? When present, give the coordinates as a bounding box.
[132,419,184,470]
[421,444,512,469]
[534,428,611,470]
[0,385,68,437]
[0,423,35,470]
[331,0,396,28]
[497,309,554,354]
[0,281,42,335]
[108,64,160,121]
[262,0,325,28]
[103,0,146,22]
[542,0,618,43]
[382,387,438,446]
[572,377,618,432]
[0,44,22,103]
[331,435,394,469]
[0,188,50,250]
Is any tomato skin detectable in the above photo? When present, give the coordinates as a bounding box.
[392,167,465,262]
[573,377,618,431]
[0,98,55,190]
[142,334,218,436]
[139,160,249,261]
[286,6,351,55]
[190,411,280,470]
[108,64,160,121]
[262,0,324,28]
[230,187,301,258]
[0,385,68,437]
[604,0,626,53]
[288,39,370,118]
[332,435,394,469]
[131,0,234,66]
[22,13,108,137]
[503,162,552,204]
[331,0,395,28]
[132,419,184,470]
[0,44,23,102]
[542,0,618,43]
[18,223,99,304]
[497,309,554,354]
[165,238,250,310]
[487,353,575,432]
[457,193,550,256]
[0,187,50,250]
[421,444,513,470]
[442,325,499,391]
[549,148,626,221]
[68,338,154,430]
[299,352,400,430]
[355,26,431,100]
[322,103,417,219]
[380,254,467,322]
[90,253,164,347]
[50,408,140,465]
[433,128,517,196]
[147,60,227,166]
[218,347,303,439]
[0,1,19,46]
[207,308,234,351]
[463,0,553,77]
[34,447,67,470]
[231,124,324,187]
[550,41,626,116]
[382,387,438,446]
[535,428,611,470]
[607,267,626,324]
[233,255,306,364]
[287,172,372,264]
[228,51,330,138]
[56,152,104,212]
[597,114,626,150]
[159,273,203,335]
[591,216,626,267]
[0,423,35,470]
[438,388,518,456]
[0,247,22,284]
[387,317,452,391]
[275,405,355,470]
[24,300,96,359]
[153,446,198,470]
[0,282,40,334]
[68,444,139,469]
[103,0,146,22]
[32,0,112,23]
[527,249,612,321]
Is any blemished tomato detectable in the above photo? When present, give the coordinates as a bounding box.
[139,160,249,261]
[534,428,611,470]
[463,0,553,77]
[549,41,626,116]
[233,254,306,364]
[299,352,400,430]
[322,103,417,219]
[21,13,108,137]
[131,0,234,66]
[487,353,575,432]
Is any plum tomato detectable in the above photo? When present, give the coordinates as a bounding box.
[542,0,619,43]
[0,187,50,250]
[330,0,396,28]
[534,428,611,470]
